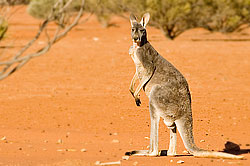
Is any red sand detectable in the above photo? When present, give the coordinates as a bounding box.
[0,6,249,166]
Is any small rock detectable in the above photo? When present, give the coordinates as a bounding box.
[57,139,63,144]
[113,133,118,136]
[144,137,150,140]
[182,150,189,154]
[133,161,138,166]
[95,161,121,165]
[93,37,99,41]
[66,132,70,138]
[122,156,129,160]
[66,149,77,152]
[1,136,6,141]
[170,160,173,163]
[111,139,119,143]
[95,161,101,165]
[177,160,184,164]
[225,141,240,151]
[57,149,65,152]
[81,148,87,152]
[200,139,205,142]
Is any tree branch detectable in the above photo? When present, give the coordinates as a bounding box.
[0,0,86,81]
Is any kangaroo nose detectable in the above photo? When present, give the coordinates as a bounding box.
[134,36,139,40]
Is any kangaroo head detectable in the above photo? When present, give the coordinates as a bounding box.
[130,13,150,46]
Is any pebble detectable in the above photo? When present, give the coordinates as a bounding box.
[133,161,138,166]
[122,156,129,160]
[81,148,87,152]
[111,139,119,143]
[93,37,99,41]
[95,161,121,165]
[1,136,6,141]
[177,160,184,164]
[57,139,63,144]
[66,149,77,152]
[57,149,65,152]
[95,161,101,165]
[200,139,205,142]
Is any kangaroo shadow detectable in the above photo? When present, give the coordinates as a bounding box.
[222,149,250,155]
[160,141,250,157]
[126,141,249,157]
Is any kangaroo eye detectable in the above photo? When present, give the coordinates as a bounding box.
[140,29,145,33]
[131,28,135,32]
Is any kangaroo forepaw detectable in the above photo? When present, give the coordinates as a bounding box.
[135,98,141,106]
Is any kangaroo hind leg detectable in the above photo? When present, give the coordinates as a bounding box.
[125,103,160,156]
[175,116,201,154]
[164,120,177,156]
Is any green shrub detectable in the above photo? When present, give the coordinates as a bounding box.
[84,0,124,27]
[194,0,250,33]
[27,0,250,39]
[122,0,197,39]
[2,0,30,5]
[27,0,82,19]
[123,0,250,38]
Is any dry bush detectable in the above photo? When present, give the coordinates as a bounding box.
[0,16,7,40]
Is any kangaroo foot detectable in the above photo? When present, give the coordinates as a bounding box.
[125,150,159,156]
[167,149,177,156]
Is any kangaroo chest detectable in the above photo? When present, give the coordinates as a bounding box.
[130,45,145,80]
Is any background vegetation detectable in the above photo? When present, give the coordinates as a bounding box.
[1,0,250,40]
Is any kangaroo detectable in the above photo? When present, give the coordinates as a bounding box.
[126,13,244,160]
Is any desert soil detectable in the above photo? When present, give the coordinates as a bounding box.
[0,6,249,166]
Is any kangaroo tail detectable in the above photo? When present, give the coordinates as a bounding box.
[175,115,244,160]
[193,150,244,159]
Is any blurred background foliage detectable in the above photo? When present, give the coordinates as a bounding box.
[1,0,250,40]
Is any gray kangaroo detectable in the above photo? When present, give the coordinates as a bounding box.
[127,13,244,159]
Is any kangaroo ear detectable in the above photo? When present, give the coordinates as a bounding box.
[130,13,137,26]
[140,13,150,27]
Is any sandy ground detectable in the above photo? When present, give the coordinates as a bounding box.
[0,6,249,166]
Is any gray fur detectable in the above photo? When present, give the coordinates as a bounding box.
[127,13,244,160]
